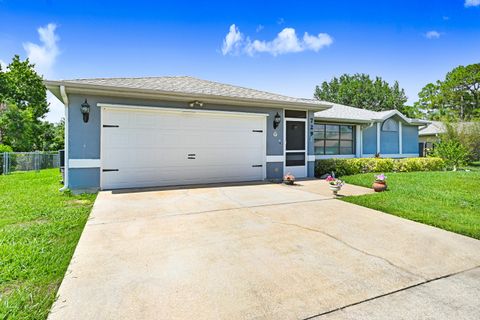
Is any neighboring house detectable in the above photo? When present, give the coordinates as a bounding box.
[418,121,445,156]
[314,103,428,159]
[46,77,427,192]
[419,121,477,156]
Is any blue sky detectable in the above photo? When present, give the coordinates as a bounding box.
[1,0,479,122]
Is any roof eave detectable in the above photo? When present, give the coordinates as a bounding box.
[44,80,331,111]
[314,116,372,124]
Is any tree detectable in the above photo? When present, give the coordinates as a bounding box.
[0,55,50,151]
[39,119,64,151]
[314,73,415,116]
[415,63,480,121]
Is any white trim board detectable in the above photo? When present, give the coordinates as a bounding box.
[69,159,101,168]
[61,85,69,189]
[98,103,269,118]
[266,155,284,162]
[315,154,355,160]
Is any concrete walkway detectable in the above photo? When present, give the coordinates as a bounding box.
[49,180,480,320]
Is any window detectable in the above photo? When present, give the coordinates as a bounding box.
[285,110,307,118]
[314,124,355,155]
[382,119,398,132]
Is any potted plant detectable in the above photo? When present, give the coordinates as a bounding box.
[326,175,344,196]
[372,173,387,192]
[283,173,295,185]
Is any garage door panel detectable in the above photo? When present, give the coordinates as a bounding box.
[101,108,266,189]
[102,165,264,190]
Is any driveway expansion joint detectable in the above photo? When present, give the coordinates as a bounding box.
[87,198,335,226]
[302,265,480,319]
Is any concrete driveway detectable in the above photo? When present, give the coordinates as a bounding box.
[49,181,480,320]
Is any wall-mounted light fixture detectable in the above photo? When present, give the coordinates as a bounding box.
[189,100,204,108]
[273,112,281,129]
[80,99,90,123]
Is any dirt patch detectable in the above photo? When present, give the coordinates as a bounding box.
[68,199,92,206]
[12,218,49,228]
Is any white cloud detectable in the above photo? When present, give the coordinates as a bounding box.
[246,28,303,56]
[222,25,333,56]
[277,18,285,25]
[442,16,450,21]
[23,23,59,77]
[303,32,334,51]
[465,0,480,7]
[0,59,6,70]
[425,30,441,39]
[256,24,264,32]
[221,24,243,55]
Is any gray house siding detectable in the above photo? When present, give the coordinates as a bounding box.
[266,162,284,180]
[402,125,419,154]
[67,93,314,190]
[69,168,100,191]
[362,125,377,154]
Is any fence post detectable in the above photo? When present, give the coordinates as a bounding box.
[3,152,8,175]
[35,151,40,172]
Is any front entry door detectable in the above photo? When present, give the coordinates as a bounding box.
[285,119,307,178]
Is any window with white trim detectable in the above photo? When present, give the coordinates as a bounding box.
[314,123,355,155]
[382,119,398,131]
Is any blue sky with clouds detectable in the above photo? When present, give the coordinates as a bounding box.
[1,0,479,122]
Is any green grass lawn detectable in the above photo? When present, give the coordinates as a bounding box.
[342,171,480,239]
[0,169,96,319]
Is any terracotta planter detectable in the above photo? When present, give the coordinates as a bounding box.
[372,181,387,192]
[284,179,295,185]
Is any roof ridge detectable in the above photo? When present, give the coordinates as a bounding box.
[185,76,313,101]
[63,75,191,81]
[62,75,316,102]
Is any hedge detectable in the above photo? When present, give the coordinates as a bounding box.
[315,157,445,177]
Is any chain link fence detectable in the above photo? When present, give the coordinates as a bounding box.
[1,152,60,175]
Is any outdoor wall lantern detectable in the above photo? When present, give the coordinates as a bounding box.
[81,99,90,123]
[273,112,281,129]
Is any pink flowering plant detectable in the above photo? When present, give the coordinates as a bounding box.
[326,175,344,187]
[374,173,387,183]
[283,173,296,185]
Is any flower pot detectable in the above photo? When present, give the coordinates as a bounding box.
[372,181,387,192]
[284,180,295,185]
[329,185,342,196]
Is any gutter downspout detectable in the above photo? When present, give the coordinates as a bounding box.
[60,85,69,191]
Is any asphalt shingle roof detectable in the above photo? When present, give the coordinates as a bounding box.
[315,103,427,125]
[59,76,326,106]
[314,103,381,121]
[418,121,445,135]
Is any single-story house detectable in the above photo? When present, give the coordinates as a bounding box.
[45,76,427,192]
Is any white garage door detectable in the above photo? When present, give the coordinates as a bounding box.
[100,106,267,190]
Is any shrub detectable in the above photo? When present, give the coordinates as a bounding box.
[315,157,445,177]
[431,139,469,171]
[0,144,13,153]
